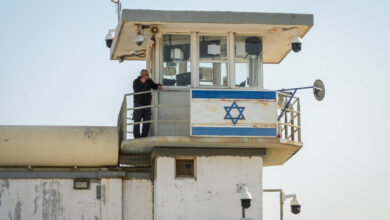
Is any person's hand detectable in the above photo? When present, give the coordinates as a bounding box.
[140,76,146,83]
[157,85,163,90]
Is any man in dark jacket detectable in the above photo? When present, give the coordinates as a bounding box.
[133,69,162,138]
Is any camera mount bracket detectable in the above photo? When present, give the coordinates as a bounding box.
[277,79,325,121]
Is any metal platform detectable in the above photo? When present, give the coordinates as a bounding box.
[121,136,302,166]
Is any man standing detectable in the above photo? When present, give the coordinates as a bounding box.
[133,69,162,138]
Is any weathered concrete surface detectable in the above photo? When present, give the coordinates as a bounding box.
[0,126,119,167]
[1,157,263,219]
[154,156,263,220]
[0,178,125,220]
[100,178,122,220]
[123,180,153,220]
[0,179,100,220]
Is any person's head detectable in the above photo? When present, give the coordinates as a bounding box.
[140,69,149,80]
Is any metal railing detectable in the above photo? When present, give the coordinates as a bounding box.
[118,90,301,142]
[277,92,301,142]
[117,90,190,140]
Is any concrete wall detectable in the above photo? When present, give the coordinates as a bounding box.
[101,179,122,220]
[0,178,122,220]
[123,179,153,220]
[0,157,263,220]
[0,179,100,220]
[154,156,263,220]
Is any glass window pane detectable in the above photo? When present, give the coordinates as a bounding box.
[162,35,191,86]
[198,36,228,87]
[235,36,263,88]
[199,62,227,86]
[199,36,227,60]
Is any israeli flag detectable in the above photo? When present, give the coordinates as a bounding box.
[190,90,277,137]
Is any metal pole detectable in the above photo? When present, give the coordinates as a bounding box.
[297,98,301,142]
[242,207,245,218]
[154,90,159,136]
[117,2,121,22]
[263,189,284,220]
[278,86,314,92]
[280,191,284,220]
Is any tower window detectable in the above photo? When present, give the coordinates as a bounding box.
[162,34,191,86]
[235,36,263,88]
[175,158,195,178]
[198,35,228,87]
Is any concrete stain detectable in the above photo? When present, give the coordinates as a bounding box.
[84,127,106,140]
[33,196,39,214]
[1,179,10,189]
[13,200,22,220]
[42,181,64,220]
[84,129,95,139]
[0,179,10,207]
[0,189,2,207]
[94,216,99,220]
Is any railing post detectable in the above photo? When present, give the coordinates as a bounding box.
[284,99,288,139]
[297,98,301,142]
[122,96,128,140]
[153,91,159,137]
[290,102,295,141]
[117,101,122,141]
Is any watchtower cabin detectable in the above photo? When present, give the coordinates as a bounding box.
[0,9,313,220]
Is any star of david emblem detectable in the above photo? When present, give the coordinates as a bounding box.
[224,101,245,125]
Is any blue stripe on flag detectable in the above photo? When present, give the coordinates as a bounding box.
[192,127,277,136]
[192,90,276,100]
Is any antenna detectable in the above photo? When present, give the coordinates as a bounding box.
[110,0,122,22]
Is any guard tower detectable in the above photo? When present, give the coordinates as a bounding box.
[114,9,314,161]
[112,9,313,220]
[0,9,315,220]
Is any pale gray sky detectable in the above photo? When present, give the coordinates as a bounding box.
[0,0,389,219]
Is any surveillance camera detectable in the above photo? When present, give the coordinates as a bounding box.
[290,198,301,214]
[291,35,302,53]
[241,199,251,209]
[105,29,116,48]
[240,185,253,209]
[134,31,144,46]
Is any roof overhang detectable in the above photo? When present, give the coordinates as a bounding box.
[110,9,314,63]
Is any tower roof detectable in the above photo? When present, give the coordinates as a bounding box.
[110,9,313,63]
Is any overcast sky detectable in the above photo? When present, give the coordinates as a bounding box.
[1,0,389,219]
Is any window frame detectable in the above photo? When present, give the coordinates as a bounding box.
[159,33,193,89]
[233,34,264,89]
[197,34,230,88]
[175,157,197,179]
[157,32,264,89]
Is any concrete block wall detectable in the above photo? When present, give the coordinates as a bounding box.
[154,156,263,220]
[0,156,263,220]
